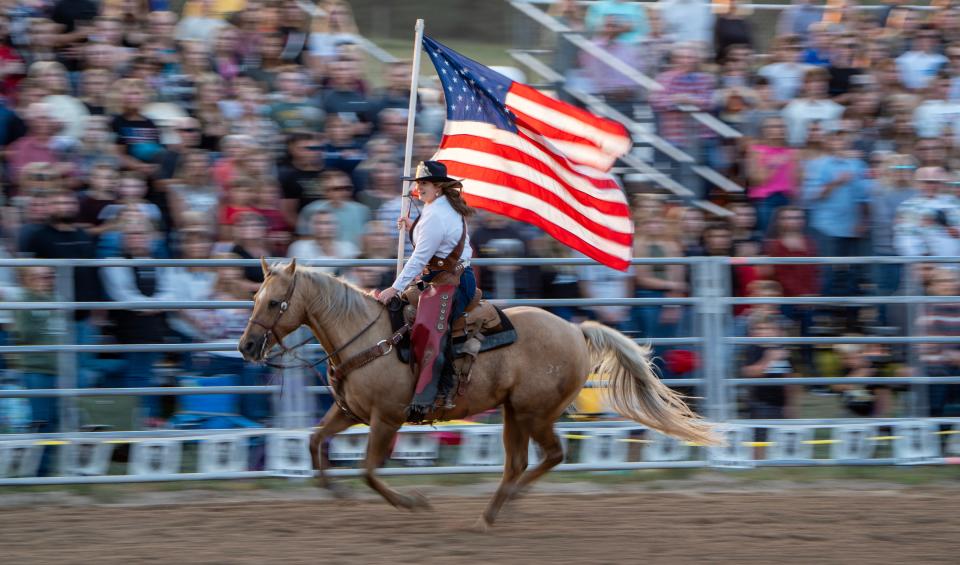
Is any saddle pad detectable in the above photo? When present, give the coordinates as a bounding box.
[452,307,517,356]
[387,300,518,363]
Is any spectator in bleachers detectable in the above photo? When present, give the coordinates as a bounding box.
[77,162,118,236]
[175,0,225,45]
[472,212,541,300]
[279,131,324,225]
[649,43,717,196]
[630,207,686,339]
[896,23,947,92]
[297,170,370,247]
[158,116,203,179]
[913,71,960,140]
[6,102,65,190]
[165,225,217,344]
[321,114,365,175]
[739,312,798,438]
[269,67,323,134]
[916,267,960,416]
[110,78,163,175]
[308,0,359,61]
[832,342,895,417]
[211,134,255,190]
[758,34,811,105]
[190,251,271,422]
[659,0,713,48]
[287,208,358,270]
[218,176,258,241]
[580,14,643,119]
[227,210,268,295]
[783,67,844,146]
[870,153,918,311]
[168,150,219,230]
[765,206,819,352]
[746,116,800,232]
[776,0,822,42]
[894,166,960,258]
[585,0,649,43]
[802,22,834,67]
[734,279,789,338]
[100,219,175,426]
[801,119,870,297]
[670,205,706,257]
[320,58,373,124]
[98,174,163,232]
[826,33,864,101]
[713,0,754,64]
[11,266,61,435]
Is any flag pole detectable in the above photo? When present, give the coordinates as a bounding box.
[396,18,425,277]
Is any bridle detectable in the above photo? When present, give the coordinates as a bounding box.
[248,271,405,381]
[246,270,410,423]
[249,271,302,362]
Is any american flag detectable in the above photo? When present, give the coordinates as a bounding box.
[422,36,634,271]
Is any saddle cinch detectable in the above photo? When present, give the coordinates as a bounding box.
[387,285,518,377]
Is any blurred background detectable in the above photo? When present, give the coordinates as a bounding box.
[0,0,958,485]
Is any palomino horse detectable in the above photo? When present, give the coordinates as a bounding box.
[239,259,717,528]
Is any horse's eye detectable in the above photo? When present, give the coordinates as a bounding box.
[268,300,279,308]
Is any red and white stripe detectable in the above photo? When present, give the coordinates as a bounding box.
[435,85,634,270]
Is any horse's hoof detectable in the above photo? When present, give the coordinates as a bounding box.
[470,516,493,534]
[396,490,432,511]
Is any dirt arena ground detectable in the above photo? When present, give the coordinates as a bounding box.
[2,482,958,564]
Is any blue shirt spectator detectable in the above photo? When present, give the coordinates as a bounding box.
[802,143,870,239]
[585,0,650,43]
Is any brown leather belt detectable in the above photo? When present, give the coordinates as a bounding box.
[410,217,468,274]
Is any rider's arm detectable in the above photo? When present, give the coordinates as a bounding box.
[391,215,443,292]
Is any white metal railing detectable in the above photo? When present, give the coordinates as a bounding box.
[2,255,960,482]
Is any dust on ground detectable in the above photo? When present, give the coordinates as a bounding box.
[1,479,959,564]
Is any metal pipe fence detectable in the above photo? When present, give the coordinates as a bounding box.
[2,256,960,482]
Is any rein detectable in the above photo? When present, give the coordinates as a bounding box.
[250,270,410,422]
[261,308,386,372]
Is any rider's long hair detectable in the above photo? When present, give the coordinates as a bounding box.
[437,180,475,217]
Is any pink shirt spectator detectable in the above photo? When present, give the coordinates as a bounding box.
[6,136,56,189]
[748,144,798,199]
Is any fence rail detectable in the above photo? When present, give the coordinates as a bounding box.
[2,255,960,482]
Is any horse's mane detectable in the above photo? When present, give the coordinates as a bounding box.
[296,266,380,321]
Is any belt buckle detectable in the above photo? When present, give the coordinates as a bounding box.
[376,339,393,356]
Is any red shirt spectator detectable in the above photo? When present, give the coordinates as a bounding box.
[765,207,820,297]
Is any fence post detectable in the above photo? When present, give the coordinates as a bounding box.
[54,265,78,474]
[693,257,731,423]
[904,264,928,417]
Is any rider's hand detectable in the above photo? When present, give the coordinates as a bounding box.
[378,287,399,304]
[397,217,414,231]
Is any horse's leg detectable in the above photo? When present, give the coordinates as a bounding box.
[363,416,431,511]
[510,417,564,496]
[309,405,356,493]
[478,402,529,529]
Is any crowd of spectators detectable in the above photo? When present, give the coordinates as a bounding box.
[553,0,960,420]
[2,0,960,436]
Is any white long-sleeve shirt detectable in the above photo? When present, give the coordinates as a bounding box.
[100,263,179,304]
[391,195,472,291]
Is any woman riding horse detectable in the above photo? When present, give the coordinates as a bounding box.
[376,160,477,419]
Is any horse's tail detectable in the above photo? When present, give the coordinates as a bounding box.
[579,321,721,446]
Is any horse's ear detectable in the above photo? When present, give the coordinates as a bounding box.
[260,256,270,277]
[285,258,297,275]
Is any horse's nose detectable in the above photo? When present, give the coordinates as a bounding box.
[241,339,257,356]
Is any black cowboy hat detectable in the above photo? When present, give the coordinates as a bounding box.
[401,160,460,183]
